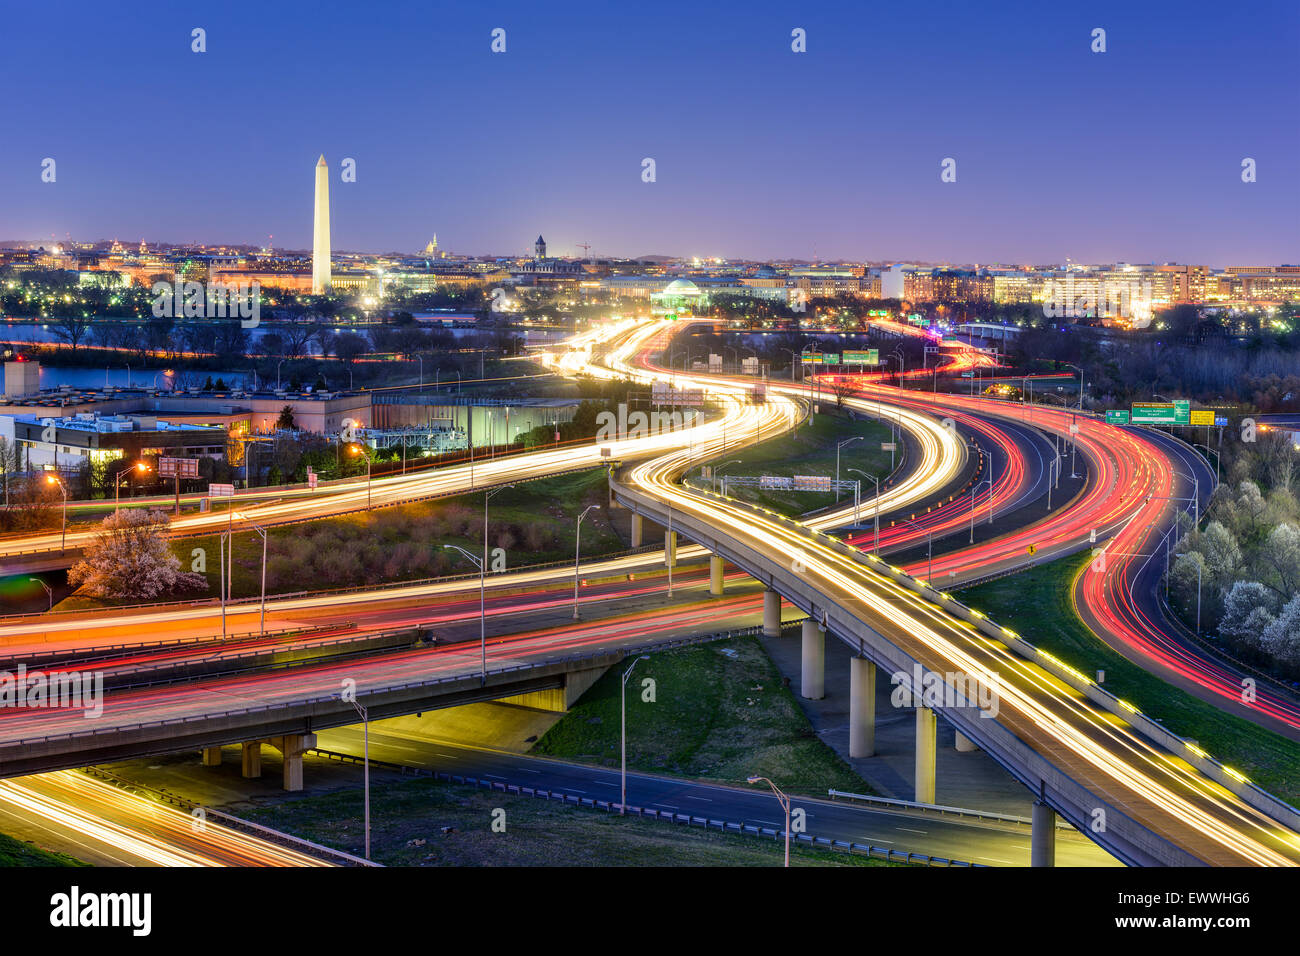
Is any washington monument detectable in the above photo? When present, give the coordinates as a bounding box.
[312,154,331,294]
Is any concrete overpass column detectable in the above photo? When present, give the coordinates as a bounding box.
[762,589,781,638]
[241,741,262,779]
[270,733,317,792]
[849,657,876,758]
[664,530,677,568]
[954,731,978,752]
[201,747,222,767]
[709,554,725,596]
[631,513,643,548]
[915,707,937,804]
[800,619,824,700]
[1031,801,1057,867]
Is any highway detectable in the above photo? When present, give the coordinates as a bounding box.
[607,327,1300,865]
[0,770,329,866]
[312,728,1117,867]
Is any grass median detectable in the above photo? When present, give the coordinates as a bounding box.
[958,554,1300,806]
[240,776,894,866]
[708,411,893,518]
[530,635,871,797]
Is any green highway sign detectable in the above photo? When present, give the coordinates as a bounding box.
[843,349,879,365]
[1130,401,1191,425]
[1105,410,1130,425]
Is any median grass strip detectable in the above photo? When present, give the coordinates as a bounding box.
[0,831,87,867]
[530,636,871,797]
[240,777,894,866]
[958,554,1300,806]
[710,412,893,518]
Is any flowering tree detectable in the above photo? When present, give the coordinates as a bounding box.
[68,509,206,600]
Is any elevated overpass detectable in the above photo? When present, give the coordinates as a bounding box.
[609,451,1300,867]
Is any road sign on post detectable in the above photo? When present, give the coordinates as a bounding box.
[1105,410,1130,425]
[159,457,200,516]
[843,349,879,365]
[1130,403,1178,425]
[209,483,235,497]
[1189,410,1214,426]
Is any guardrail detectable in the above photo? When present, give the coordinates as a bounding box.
[826,789,1074,829]
[0,620,798,751]
[306,751,979,867]
[0,622,357,667]
[77,766,376,867]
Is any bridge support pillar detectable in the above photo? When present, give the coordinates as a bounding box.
[762,589,781,638]
[849,657,876,757]
[631,513,643,548]
[269,733,317,792]
[241,741,262,779]
[915,707,936,804]
[201,746,222,767]
[664,530,677,568]
[954,731,978,752]
[709,555,725,596]
[1031,801,1056,867]
[800,619,824,700]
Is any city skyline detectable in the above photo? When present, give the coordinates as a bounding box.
[1,0,1296,264]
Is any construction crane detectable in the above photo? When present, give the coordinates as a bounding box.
[577,242,592,258]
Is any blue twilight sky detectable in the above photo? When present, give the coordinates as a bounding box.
[1,0,1296,265]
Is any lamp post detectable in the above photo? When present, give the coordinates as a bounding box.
[251,522,268,636]
[114,462,149,514]
[847,468,879,552]
[746,775,791,867]
[349,443,372,509]
[28,577,52,611]
[573,504,597,619]
[969,476,993,543]
[836,436,863,502]
[620,655,650,814]
[715,459,742,495]
[1193,443,1221,486]
[1064,362,1085,410]
[350,699,370,861]
[445,544,487,683]
[44,474,67,553]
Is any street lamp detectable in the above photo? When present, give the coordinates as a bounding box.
[573,504,598,619]
[44,474,67,553]
[113,462,149,514]
[445,544,486,682]
[746,775,791,867]
[836,436,863,501]
[620,655,650,815]
[444,483,513,683]
[1063,362,1085,410]
[348,443,372,509]
[847,468,879,553]
[350,699,370,861]
[28,577,52,611]
[969,476,993,543]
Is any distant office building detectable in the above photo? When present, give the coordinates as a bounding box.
[0,412,227,473]
[3,359,40,399]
